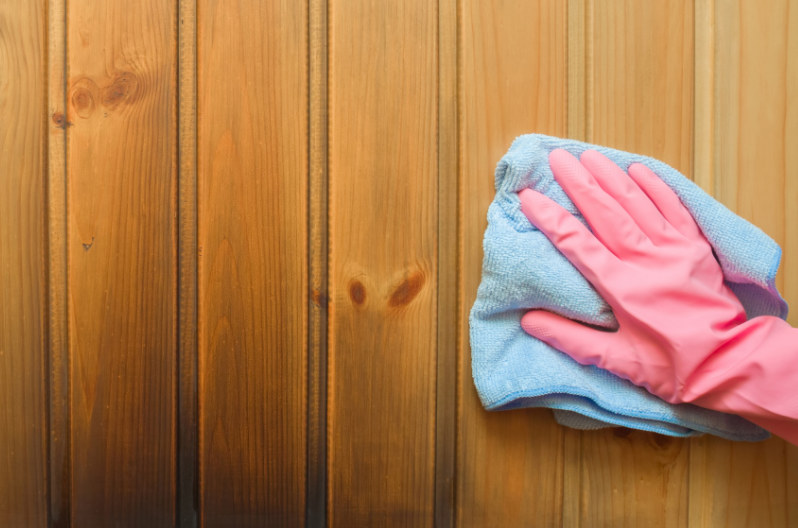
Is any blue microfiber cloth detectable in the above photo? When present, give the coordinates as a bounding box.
[470,134,789,441]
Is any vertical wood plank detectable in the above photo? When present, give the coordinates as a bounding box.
[579,430,688,526]
[457,1,567,526]
[47,0,70,524]
[197,1,308,525]
[178,0,199,525]
[327,0,438,525]
[575,1,693,526]
[564,2,592,526]
[590,0,694,169]
[689,2,798,525]
[0,1,49,525]
[66,0,178,524]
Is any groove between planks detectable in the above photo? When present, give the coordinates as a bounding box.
[177,0,199,525]
[307,0,329,524]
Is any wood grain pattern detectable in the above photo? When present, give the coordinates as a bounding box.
[327,0,438,525]
[690,437,798,527]
[457,1,567,526]
[0,1,48,525]
[590,0,694,170]
[580,430,688,526]
[689,2,798,525]
[2,1,798,525]
[66,0,178,525]
[197,1,308,526]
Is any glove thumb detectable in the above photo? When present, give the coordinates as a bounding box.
[521,310,617,368]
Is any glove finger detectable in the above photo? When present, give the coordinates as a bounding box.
[549,149,648,256]
[518,188,618,290]
[579,150,672,244]
[627,162,703,240]
[521,309,617,368]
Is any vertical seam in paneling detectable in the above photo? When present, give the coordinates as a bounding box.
[564,2,590,526]
[307,0,329,524]
[435,0,459,525]
[65,1,72,523]
[693,0,715,194]
[324,0,335,523]
[47,0,71,524]
[42,1,51,524]
[453,0,464,523]
[177,0,199,525]
[689,1,714,522]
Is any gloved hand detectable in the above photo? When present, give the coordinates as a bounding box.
[518,149,798,444]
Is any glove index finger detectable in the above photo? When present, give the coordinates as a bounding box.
[518,188,618,289]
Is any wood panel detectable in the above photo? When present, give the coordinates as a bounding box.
[573,1,694,526]
[689,2,798,526]
[0,0,49,525]
[327,0,438,525]
[197,1,308,526]
[3,1,798,525]
[66,0,178,525]
[457,1,567,526]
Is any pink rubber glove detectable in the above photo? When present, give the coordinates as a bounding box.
[519,149,798,444]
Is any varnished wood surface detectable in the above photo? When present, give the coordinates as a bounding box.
[0,1,48,525]
[1,0,797,526]
[197,1,308,526]
[65,0,178,525]
[327,0,438,525]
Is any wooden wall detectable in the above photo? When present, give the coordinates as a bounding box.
[1,0,797,526]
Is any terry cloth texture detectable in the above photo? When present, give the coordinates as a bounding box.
[470,134,789,441]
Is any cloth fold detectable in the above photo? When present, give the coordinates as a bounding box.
[470,134,788,441]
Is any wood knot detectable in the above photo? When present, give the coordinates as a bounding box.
[101,72,140,110]
[51,112,72,129]
[69,77,99,119]
[650,433,674,450]
[348,280,366,306]
[388,271,425,307]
